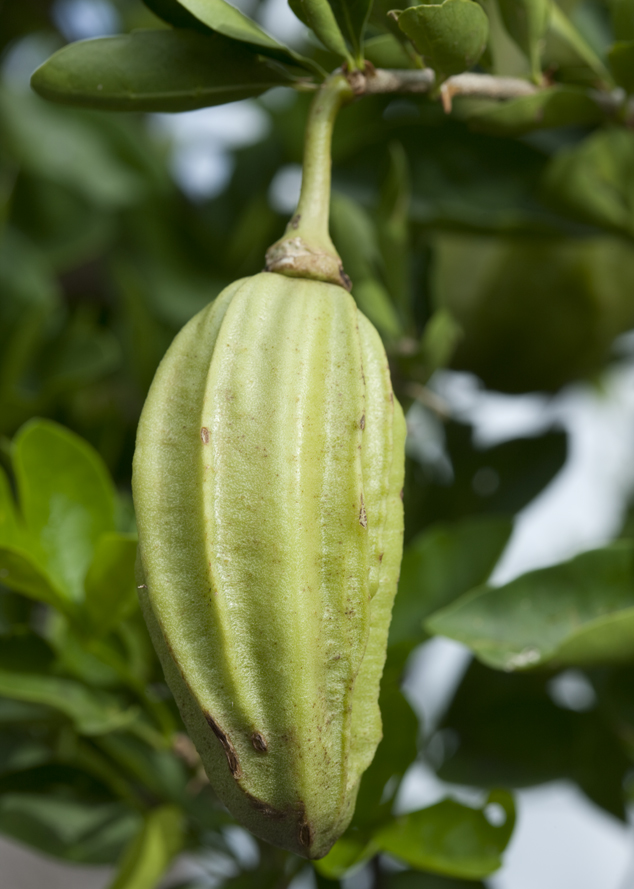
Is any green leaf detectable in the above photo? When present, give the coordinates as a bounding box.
[289,0,354,62]
[439,661,630,819]
[467,86,604,136]
[608,41,634,92]
[383,872,486,888]
[427,543,634,671]
[85,533,139,634]
[496,0,549,80]
[547,3,614,86]
[314,832,373,878]
[390,516,512,649]
[364,33,417,67]
[0,670,139,735]
[0,466,22,548]
[174,0,320,71]
[395,0,489,76]
[373,791,515,878]
[329,0,375,59]
[0,794,139,864]
[542,129,634,240]
[12,419,116,602]
[108,805,184,889]
[612,0,634,40]
[143,0,213,30]
[419,308,463,378]
[377,141,412,322]
[1,91,147,209]
[0,546,70,613]
[31,30,302,114]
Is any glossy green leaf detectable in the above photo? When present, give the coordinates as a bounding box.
[174,0,319,71]
[467,86,604,136]
[329,0,374,59]
[85,533,139,634]
[542,130,634,240]
[373,791,515,878]
[395,0,489,75]
[497,0,549,79]
[608,41,634,92]
[31,30,301,114]
[427,543,634,671]
[12,419,115,602]
[108,805,184,889]
[289,0,353,62]
[390,516,512,649]
[0,670,139,735]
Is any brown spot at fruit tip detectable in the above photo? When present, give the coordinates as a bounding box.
[291,214,301,229]
[379,553,383,562]
[360,414,365,431]
[359,494,368,529]
[298,819,313,849]
[339,266,353,292]
[201,427,210,444]
[251,731,268,753]
[204,713,241,777]
[136,583,147,590]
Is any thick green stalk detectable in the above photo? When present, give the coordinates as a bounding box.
[265,73,353,290]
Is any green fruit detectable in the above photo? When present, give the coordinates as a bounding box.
[132,271,405,859]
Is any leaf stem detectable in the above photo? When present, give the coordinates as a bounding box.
[265,72,353,290]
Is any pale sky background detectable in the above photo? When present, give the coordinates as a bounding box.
[3,0,634,886]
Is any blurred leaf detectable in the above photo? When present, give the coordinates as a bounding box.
[175,0,320,71]
[427,543,634,671]
[289,0,353,62]
[1,91,147,208]
[395,1,489,75]
[0,547,70,613]
[405,421,567,533]
[314,832,372,878]
[13,419,116,602]
[0,794,139,864]
[96,733,188,804]
[466,86,604,135]
[329,0,374,59]
[434,233,634,392]
[0,670,139,735]
[41,310,121,396]
[418,308,463,378]
[373,790,515,878]
[330,192,402,338]
[364,33,417,67]
[377,141,411,322]
[31,30,301,114]
[612,0,634,39]
[0,465,21,548]
[143,0,214,30]
[439,660,630,818]
[547,3,614,85]
[608,41,634,92]
[383,874,486,889]
[108,804,184,889]
[496,0,549,79]
[390,515,512,649]
[85,533,138,634]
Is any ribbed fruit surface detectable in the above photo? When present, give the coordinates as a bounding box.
[132,272,405,859]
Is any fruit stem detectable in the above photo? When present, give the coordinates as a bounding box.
[265,72,354,291]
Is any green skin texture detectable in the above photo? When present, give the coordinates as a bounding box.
[132,272,406,859]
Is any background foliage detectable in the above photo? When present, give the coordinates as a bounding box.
[1,0,634,886]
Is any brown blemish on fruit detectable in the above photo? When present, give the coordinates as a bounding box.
[298,819,313,849]
[359,494,368,529]
[400,488,404,501]
[204,713,241,777]
[379,552,383,562]
[339,266,352,291]
[201,427,210,444]
[290,214,301,229]
[360,414,365,431]
[244,791,286,820]
[251,731,268,753]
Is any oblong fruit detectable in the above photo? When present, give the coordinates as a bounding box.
[132,271,405,859]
